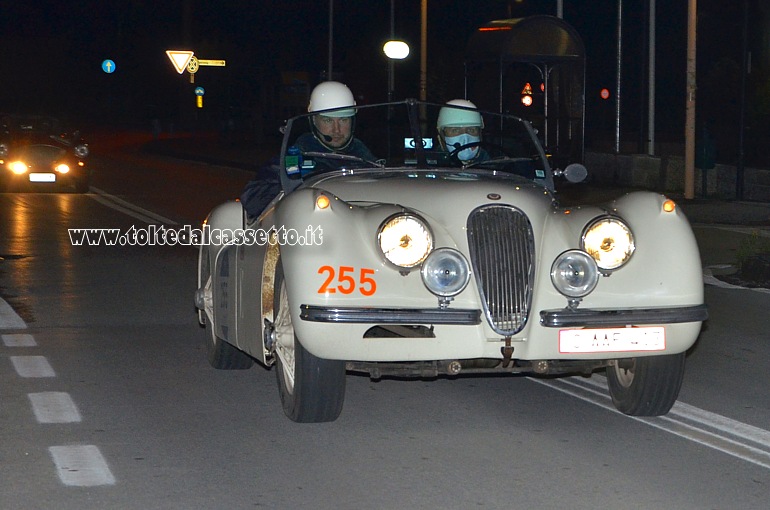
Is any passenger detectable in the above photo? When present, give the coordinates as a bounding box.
[240,81,374,218]
[436,99,489,165]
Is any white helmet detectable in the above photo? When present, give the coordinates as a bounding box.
[437,99,484,130]
[308,81,356,118]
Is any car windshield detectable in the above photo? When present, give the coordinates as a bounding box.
[279,100,553,190]
[2,116,61,136]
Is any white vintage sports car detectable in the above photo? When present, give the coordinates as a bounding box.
[195,99,707,423]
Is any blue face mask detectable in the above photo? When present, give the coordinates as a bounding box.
[444,133,480,161]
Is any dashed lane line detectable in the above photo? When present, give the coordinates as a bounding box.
[29,392,82,424]
[10,355,56,378]
[2,333,37,347]
[49,445,116,487]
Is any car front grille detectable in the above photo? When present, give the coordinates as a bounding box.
[466,205,535,335]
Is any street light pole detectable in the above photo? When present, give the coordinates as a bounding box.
[684,0,697,199]
[328,0,333,81]
[420,0,427,102]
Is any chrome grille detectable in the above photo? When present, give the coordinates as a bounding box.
[466,205,535,335]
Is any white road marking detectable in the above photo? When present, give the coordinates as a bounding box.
[49,445,116,486]
[89,186,178,225]
[2,333,36,347]
[28,392,82,423]
[533,376,770,470]
[10,355,55,378]
[0,297,26,329]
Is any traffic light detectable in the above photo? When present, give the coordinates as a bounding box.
[521,82,533,107]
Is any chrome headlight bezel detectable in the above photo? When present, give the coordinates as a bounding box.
[377,213,433,269]
[550,249,600,298]
[581,216,635,272]
[420,248,471,297]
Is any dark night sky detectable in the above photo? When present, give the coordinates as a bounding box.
[1,0,764,148]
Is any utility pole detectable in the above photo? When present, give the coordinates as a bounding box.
[684,0,697,199]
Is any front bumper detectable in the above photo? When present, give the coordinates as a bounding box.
[539,304,708,328]
[301,303,707,328]
[300,305,481,325]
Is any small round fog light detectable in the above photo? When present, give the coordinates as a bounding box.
[421,248,470,297]
[551,250,599,298]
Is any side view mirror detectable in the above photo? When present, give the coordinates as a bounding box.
[554,163,588,184]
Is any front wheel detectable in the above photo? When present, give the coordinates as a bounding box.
[273,262,345,423]
[606,353,686,416]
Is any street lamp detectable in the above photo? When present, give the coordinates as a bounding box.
[383,40,410,101]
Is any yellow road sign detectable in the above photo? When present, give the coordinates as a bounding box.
[187,56,199,74]
[198,59,226,67]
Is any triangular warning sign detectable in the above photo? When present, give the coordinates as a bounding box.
[521,82,533,95]
[166,50,194,74]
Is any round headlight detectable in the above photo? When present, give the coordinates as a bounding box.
[421,248,470,297]
[378,213,433,268]
[55,163,70,174]
[74,144,89,158]
[582,217,635,271]
[9,161,28,174]
[551,250,599,298]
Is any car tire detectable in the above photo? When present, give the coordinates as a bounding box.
[273,262,346,423]
[606,353,686,416]
[201,253,254,370]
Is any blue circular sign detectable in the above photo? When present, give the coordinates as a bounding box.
[194,87,205,96]
[101,59,116,74]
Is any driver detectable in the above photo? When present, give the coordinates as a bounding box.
[240,81,374,218]
[436,99,489,165]
[295,81,375,163]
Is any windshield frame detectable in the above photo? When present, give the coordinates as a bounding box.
[278,99,553,194]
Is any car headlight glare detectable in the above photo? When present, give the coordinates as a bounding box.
[581,217,635,271]
[421,248,470,297]
[74,144,89,158]
[378,213,433,268]
[9,161,28,174]
[551,249,599,298]
[55,163,70,174]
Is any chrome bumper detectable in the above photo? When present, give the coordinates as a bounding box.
[539,304,708,328]
[300,305,482,325]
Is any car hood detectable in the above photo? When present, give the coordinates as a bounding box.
[307,168,556,221]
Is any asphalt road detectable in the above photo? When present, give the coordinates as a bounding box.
[1,136,768,509]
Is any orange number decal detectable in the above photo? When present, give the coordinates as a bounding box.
[317,266,377,295]
[337,266,355,294]
[359,268,377,296]
[317,265,336,294]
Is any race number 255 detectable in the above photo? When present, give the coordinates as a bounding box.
[317,265,376,296]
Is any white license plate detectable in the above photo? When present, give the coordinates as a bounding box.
[29,173,56,182]
[559,326,665,354]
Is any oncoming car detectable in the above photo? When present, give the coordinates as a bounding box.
[0,114,91,193]
[195,99,707,423]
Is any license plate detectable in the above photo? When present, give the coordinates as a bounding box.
[559,326,665,354]
[29,173,56,182]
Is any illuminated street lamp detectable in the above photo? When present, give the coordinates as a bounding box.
[383,40,410,60]
[383,40,409,102]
